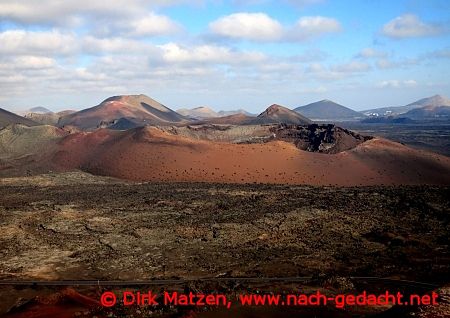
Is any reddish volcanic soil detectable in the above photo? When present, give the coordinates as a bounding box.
[3,288,99,318]
[48,127,450,186]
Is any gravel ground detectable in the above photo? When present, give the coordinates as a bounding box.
[0,172,449,317]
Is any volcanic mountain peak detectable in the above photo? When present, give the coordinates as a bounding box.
[58,94,187,130]
[262,104,288,115]
[402,104,450,120]
[406,94,450,108]
[249,104,312,125]
[101,94,172,113]
[294,99,362,121]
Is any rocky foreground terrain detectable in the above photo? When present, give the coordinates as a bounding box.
[0,172,448,317]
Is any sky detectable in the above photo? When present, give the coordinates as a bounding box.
[0,0,449,113]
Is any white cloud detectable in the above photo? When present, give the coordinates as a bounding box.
[0,35,278,105]
[403,79,418,87]
[0,29,167,57]
[93,12,180,37]
[0,0,134,25]
[424,48,450,59]
[209,13,341,42]
[290,16,341,40]
[382,14,445,39]
[0,1,182,39]
[331,61,371,73]
[0,0,190,25]
[289,49,328,62]
[356,48,388,59]
[209,12,283,41]
[81,36,156,54]
[157,43,267,65]
[0,30,77,55]
[375,57,418,69]
[376,79,417,88]
[305,63,336,80]
[4,56,55,69]
[305,60,371,81]
[377,80,398,88]
[129,13,180,36]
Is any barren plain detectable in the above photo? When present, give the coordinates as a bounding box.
[0,172,448,317]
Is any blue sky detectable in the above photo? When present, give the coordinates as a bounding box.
[0,0,449,112]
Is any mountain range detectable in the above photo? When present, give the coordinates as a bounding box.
[2,94,450,132]
[1,93,450,186]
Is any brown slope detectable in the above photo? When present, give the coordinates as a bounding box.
[0,124,66,157]
[406,94,450,108]
[23,110,76,125]
[58,94,188,130]
[200,113,255,125]
[248,104,312,125]
[0,108,38,128]
[403,105,450,119]
[24,112,60,125]
[0,124,68,176]
[45,127,450,186]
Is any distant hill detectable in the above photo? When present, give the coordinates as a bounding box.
[402,105,450,120]
[202,113,255,125]
[178,107,255,119]
[57,110,76,116]
[0,124,67,159]
[406,95,450,108]
[177,106,218,119]
[247,104,312,125]
[294,100,362,121]
[28,106,53,114]
[218,109,255,117]
[58,94,189,130]
[0,108,38,129]
[24,109,77,126]
[17,106,53,116]
[362,95,450,116]
[25,112,60,125]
